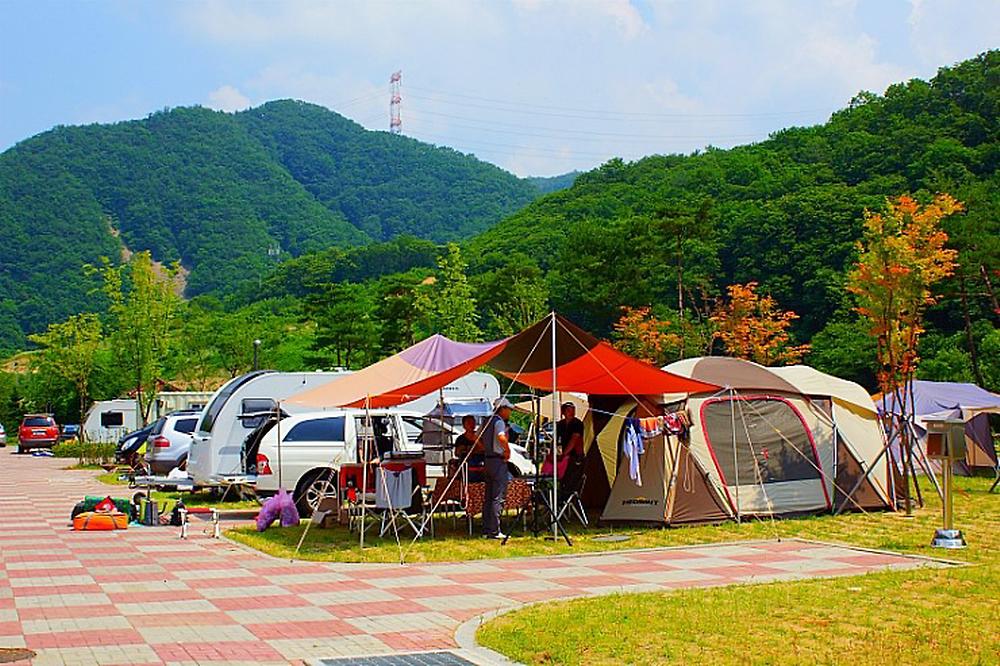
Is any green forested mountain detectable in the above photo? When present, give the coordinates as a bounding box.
[0,102,538,350]
[238,101,540,241]
[470,51,1000,350]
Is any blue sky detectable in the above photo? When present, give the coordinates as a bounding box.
[1,1,997,176]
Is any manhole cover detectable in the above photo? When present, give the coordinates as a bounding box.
[316,652,476,665]
[592,534,631,542]
[0,647,36,663]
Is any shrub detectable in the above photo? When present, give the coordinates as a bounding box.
[52,440,116,464]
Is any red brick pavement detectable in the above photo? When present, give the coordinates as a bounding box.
[0,448,946,665]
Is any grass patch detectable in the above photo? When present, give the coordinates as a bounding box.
[477,476,1000,665]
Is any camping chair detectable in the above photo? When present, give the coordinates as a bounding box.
[555,470,589,527]
[429,460,468,530]
[337,462,378,533]
[375,460,429,538]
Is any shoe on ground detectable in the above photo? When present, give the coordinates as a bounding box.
[482,532,507,540]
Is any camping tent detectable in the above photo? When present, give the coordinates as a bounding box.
[599,357,894,525]
[286,314,718,541]
[876,380,1000,476]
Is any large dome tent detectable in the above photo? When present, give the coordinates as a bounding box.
[599,357,894,525]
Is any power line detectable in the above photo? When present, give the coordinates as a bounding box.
[407,84,828,119]
[404,114,765,143]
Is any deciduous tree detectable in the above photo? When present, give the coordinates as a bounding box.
[94,252,182,424]
[711,282,808,366]
[846,193,960,513]
[28,314,102,427]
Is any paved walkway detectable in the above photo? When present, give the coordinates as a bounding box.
[0,449,947,665]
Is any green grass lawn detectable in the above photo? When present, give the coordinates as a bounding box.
[477,475,1000,665]
[227,475,996,565]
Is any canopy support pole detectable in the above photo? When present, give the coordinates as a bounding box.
[551,312,560,541]
[360,395,371,550]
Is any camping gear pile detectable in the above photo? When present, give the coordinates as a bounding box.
[71,495,131,531]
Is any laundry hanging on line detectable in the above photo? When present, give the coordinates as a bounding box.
[623,417,645,486]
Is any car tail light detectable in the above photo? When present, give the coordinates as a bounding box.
[152,436,170,448]
[256,454,272,475]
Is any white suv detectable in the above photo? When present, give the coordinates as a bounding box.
[144,411,201,475]
[255,409,424,515]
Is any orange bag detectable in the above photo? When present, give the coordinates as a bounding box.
[73,511,128,531]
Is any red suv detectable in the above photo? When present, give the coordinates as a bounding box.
[18,414,60,452]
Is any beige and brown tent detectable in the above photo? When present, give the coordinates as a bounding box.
[598,357,894,525]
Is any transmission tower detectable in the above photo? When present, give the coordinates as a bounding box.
[389,70,402,134]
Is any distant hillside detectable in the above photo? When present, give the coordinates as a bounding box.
[0,101,537,349]
[471,50,1000,337]
[237,101,538,241]
[525,171,581,194]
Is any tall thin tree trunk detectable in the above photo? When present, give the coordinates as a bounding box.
[981,264,999,322]
[959,271,985,386]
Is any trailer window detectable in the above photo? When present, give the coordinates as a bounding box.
[284,417,346,443]
[100,411,124,427]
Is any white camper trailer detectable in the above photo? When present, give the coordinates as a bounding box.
[187,369,501,488]
[83,399,139,442]
[188,371,352,486]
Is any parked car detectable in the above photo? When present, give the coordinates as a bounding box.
[115,422,157,466]
[17,414,60,452]
[60,424,81,441]
[144,410,200,475]
[255,409,426,515]
[0,422,6,447]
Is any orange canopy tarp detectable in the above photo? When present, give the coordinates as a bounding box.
[287,314,718,408]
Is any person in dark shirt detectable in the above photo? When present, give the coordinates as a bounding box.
[452,414,485,482]
[556,402,585,459]
[542,402,586,501]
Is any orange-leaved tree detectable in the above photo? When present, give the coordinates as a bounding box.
[846,194,960,513]
[611,306,682,366]
[711,282,808,366]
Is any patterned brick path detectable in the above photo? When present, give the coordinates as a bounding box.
[0,449,945,665]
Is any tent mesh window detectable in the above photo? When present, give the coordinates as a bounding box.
[702,397,821,485]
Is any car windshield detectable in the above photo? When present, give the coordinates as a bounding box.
[24,417,53,427]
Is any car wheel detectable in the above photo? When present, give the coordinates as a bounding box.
[295,470,338,517]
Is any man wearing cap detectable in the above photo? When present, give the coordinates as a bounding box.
[481,397,513,539]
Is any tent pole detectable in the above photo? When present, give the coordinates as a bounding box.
[551,312,560,541]
[729,388,740,523]
[834,441,891,515]
[360,395,371,550]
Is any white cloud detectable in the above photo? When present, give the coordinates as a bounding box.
[207,85,251,112]
[167,0,998,176]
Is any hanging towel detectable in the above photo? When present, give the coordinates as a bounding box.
[376,467,413,509]
[623,418,644,486]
